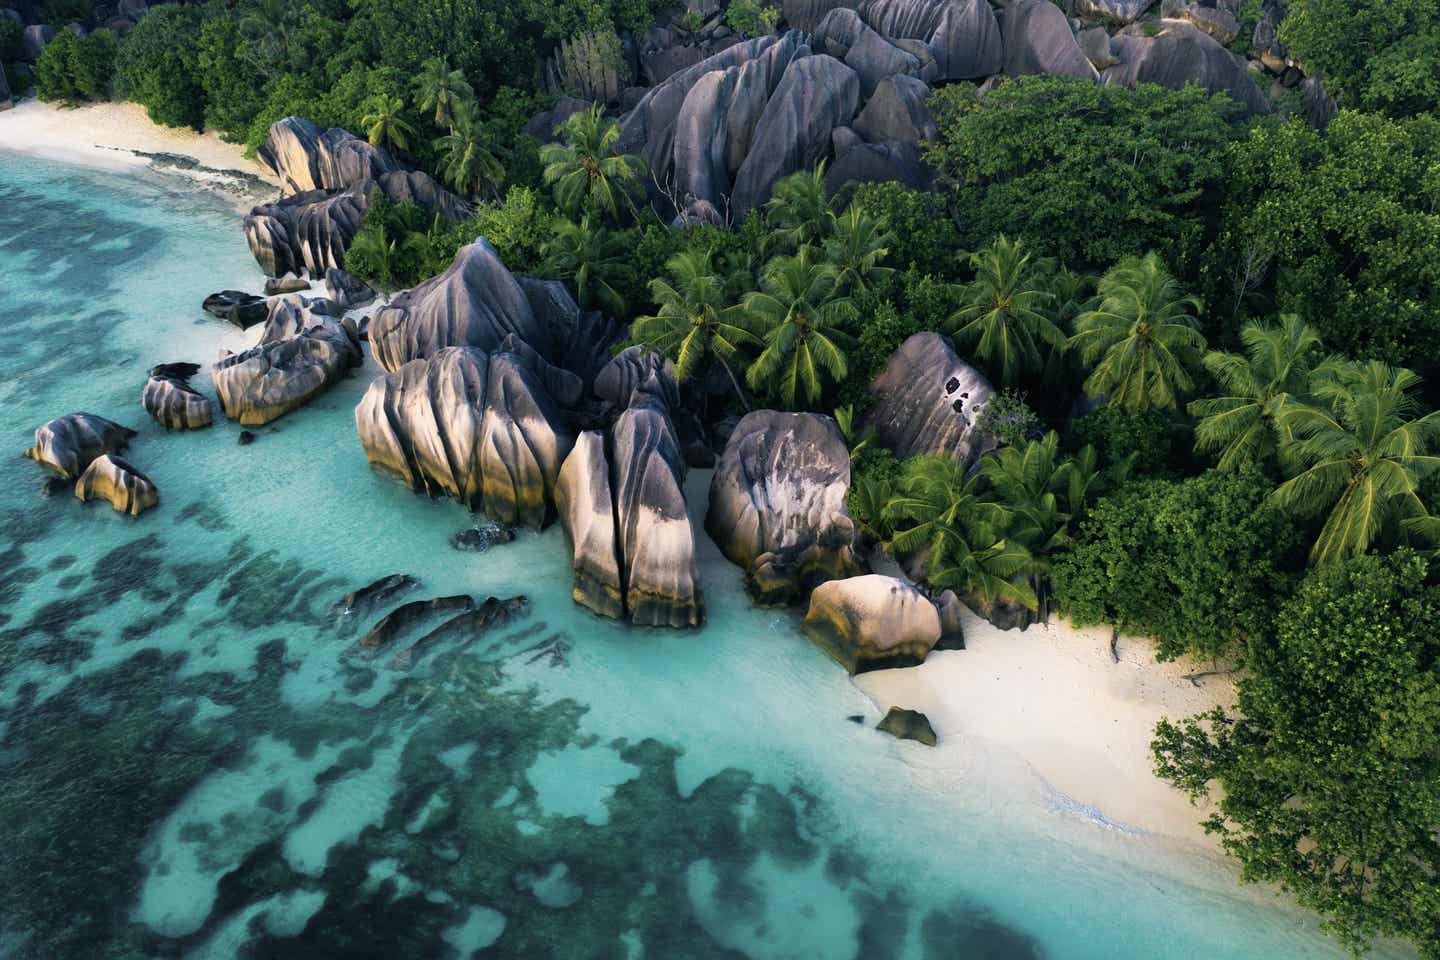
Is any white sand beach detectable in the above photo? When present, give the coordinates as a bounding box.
[853,606,1235,848]
[0,99,278,204]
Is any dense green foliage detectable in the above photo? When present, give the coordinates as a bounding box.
[925,78,1239,271]
[114,4,205,128]
[33,26,114,103]
[1053,469,1299,660]
[1280,0,1440,117]
[1153,551,1440,956]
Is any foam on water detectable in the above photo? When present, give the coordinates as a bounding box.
[0,153,1412,959]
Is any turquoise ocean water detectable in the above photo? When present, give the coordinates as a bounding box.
[0,154,1397,959]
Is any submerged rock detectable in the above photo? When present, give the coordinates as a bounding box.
[212,305,362,426]
[74,454,158,516]
[389,594,530,669]
[359,594,474,650]
[801,574,940,673]
[333,573,419,616]
[876,706,937,746]
[554,431,626,620]
[237,430,257,446]
[24,412,135,479]
[143,370,213,430]
[202,290,269,329]
[706,410,864,605]
[354,346,573,527]
[449,522,517,553]
[862,332,996,464]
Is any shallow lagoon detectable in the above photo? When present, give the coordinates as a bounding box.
[0,154,1388,958]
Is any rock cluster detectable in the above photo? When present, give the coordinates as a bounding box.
[143,363,213,430]
[862,332,996,464]
[24,412,136,479]
[213,294,362,425]
[802,574,941,673]
[202,290,268,329]
[706,410,863,604]
[75,454,158,516]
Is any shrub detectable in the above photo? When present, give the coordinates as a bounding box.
[35,28,116,104]
[114,4,206,129]
[1280,0,1440,118]
[1070,404,1172,475]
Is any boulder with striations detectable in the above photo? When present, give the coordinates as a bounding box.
[75,454,158,516]
[802,574,941,673]
[554,430,626,619]
[852,74,935,144]
[857,0,1003,81]
[1000,0,1099,81]
[24,412,135,479]
[1104,20,1270,116]
[861,332,996,464]
[258,117,400,195]
[143,367,213,430]
[212,306,361,426]
[707,410,864,605]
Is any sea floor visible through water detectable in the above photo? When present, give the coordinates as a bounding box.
[0,153,1402,959]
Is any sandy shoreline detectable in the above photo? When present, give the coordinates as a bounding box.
[853,606,1233,849]
[0,99,279,208]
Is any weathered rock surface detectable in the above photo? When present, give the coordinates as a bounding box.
[857,0,1003,81]
[74,454,158,516]
[449,522,517,552]
[935,588,966,650]
[802,574,941,673]
[143,370,213,430]
[1105,20,1270,115]
[555,431,626,620]
[707,411,864,605]
[265,273,311,296]
[354,346,573,527]
[862,332,996,464]
[1076,0,1154,22]
[852,74,935,144]
[332,573,417,616]
[202,290,268,329]
[1000,0,1100,81]
[21,24,53,61]
[826,139,929,191]
[876,706,937,746]
[359,594,473,650]
[259,116,400,195]
[24,413,135,479]
[368,241,548,373]
[213,306,361,426]
[324,267,376,311]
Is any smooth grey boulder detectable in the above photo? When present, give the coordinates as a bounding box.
[802,574,940,673]
[354,347,573,527]
[24,413,135,479]
[143,372,213,430]
[75,454,157,516]
[861,332,996,464]
[258,116,399,195]
[611,381,704,627]
[837,16,922,98]
[853,74,935,144]
[324,267,376,311]
[1000,0,1099,81]
[935,589,966,650]
[642,44,707,86]
[859,0,1002,80]
[258,294,343,341]
[732,54,859,214]
[1078,26,1120,69]
[825,139,929,191]
[876,706,937,746]
[368,240,548,373]
[1173,3,1240,44]
[213,310,361,426]
[371,170,471,222]
[594,345,678,413]
[1104,20,1270,115]
[554,430,626,619]
[782,0,858,33]
[265,273,311,296]
[1076,0,1154,22]
[706,410,864,605]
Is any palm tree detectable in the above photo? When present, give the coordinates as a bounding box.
[415,57,473,130]
[1189,314,1329,473]
[540,216,631,317]
[347,223,397,291]
[1272,361,1440,565]
[764,163,833,253]
[1069,252,1207,413]
[884,456,1038,609]
[631,249,760,409]
[824,205,894,295]
[361,94,416,153]
[947,235,1063,387]
[539,105,646,222]
[741,247,857,410]
[434,101,505,199]
[979,432,1071,561]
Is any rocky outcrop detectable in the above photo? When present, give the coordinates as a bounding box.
[706,411,863,605]
[862,332,996,464]
[802,574,940,673]
[213,305,361,426]
[935,589,966,650]
[21,24,53,62]
[876,706,937,746]
[1000,0,1099,81]
[25,413,135,479]
[857,0,1003,81]
[258,117,400,195]
[74,454,158,516]
[143,367,213,430]
[368,241,548,373]
[325,267,376,311]
[852,74,935,143]
[1076,0,1154,22]
[354,346,573,527]
[826,139,929,191]
[265,273,311,296]
[1105,20,1270,115]
[554,431,626,620]
[202,290,268,329]
[244,189,366,279]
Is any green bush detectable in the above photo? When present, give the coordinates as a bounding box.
[924,77,1241,274]
[114,4,206,128]
[1069,404,1172,475]
[35,28,116,104]
[849,182,963,280]
[725,0,779,37]
[40,0,91,24]
[1280,0,1440,118]
[1052,468,1298,660]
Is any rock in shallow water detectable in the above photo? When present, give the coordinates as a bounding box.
[74,454,158,516]
[449,523,517,552]
[143,370,213,430]
[876,706,937,746]
[212,299,362,426]
[555,431,626,620]
[24,412,135,479]
[202,290,269,329]
[802,574,940,673]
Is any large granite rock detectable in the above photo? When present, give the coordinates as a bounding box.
[324,267,376,311]
[1076,0,1155,22]
[1000,0,1099,81]
[857,0,1003,81]
[554,430,626,619]
[706,410,864,605]
[258,116,400,195]
[802,574,940,673]
[368,240,549,373]
[732,54,860,214]
[611,382,705,627]
[861,332,996,464]
[213,306,361,426]
[244,188,367,279]
[825,139,929,191]
[24,413,135,479]
[354,346,573,527]
[143,369,213,430]
[1105,20,1270,116]
[265,273,311,296]
[75,454,158,516]
[852,74,935,144]
[813,8,921,98]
